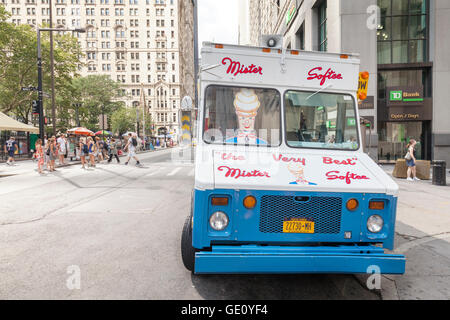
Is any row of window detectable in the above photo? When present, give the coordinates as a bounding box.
[377,0,428,64]
[1,0,175,4]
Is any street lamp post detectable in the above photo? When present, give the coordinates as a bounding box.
[36,27,85,140]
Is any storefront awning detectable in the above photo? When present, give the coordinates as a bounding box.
[0,111,39,133]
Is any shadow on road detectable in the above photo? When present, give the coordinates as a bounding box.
[190,273,379,300]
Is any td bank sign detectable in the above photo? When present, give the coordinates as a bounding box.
[387,86,424,105]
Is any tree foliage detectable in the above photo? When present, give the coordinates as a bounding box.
[0,6,82,127]
[70,75,124,131]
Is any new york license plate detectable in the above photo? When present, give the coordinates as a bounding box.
[283,219,315,234]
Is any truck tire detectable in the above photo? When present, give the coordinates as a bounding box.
[181,215,195,272]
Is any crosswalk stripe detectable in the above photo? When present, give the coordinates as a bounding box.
[167,167,182,176]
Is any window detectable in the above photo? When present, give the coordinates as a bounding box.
[284,91,359,150]
[203,86,281,146]
[318,1,327,52]
[377,0,428,64]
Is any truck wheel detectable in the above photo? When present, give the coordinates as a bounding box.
[181,215,195,272]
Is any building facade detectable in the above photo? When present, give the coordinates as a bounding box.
[1,0,190,138]
[177,0,194,102]
[248,0,280,46]
[255,0,450,165]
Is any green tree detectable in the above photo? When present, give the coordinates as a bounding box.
[0,7,82,127]
[70,75,124,131]
[111,107,137,136]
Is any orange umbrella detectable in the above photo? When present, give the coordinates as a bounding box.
[67,127,94,136]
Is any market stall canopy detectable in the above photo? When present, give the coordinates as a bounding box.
[0,111,39,133]
[67,127,94,136]
[95,130,112,136]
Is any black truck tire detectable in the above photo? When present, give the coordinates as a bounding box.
[181,215,195,272]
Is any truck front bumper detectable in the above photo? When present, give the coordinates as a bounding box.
[194,245,405,274]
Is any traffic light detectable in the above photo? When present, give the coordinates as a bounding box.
[32,100,39,115]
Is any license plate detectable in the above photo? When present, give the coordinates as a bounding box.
[283,219,315,234]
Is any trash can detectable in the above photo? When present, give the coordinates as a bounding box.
[432,160,447,186]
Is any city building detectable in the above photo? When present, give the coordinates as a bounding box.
[255,0,450,165]
[177,0,194,102]
[248,0,280,46]
[1,0,190,138]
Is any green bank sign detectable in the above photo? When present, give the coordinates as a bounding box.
[387,86,424,105]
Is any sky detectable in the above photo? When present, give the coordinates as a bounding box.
[198,0,240,50]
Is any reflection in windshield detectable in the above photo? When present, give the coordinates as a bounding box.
[204,86,281,146]
[285,91,359,150]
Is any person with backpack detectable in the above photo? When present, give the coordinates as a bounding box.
[107,138,120,164]
[124,133,141,166]
[4,136,18,166]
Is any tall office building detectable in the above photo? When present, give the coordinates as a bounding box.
[253,0,450,165]
[1,0,191,138]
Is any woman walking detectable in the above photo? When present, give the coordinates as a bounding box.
[79,137,88,169]
[87,136,96,168]
[405,139,420,181]
[35,139,44,174]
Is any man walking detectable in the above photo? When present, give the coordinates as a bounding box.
[4,137,18,165]
[124,133,141,166]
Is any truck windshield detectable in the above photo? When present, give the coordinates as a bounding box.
[285,91,359,150]
[203,86,281,146]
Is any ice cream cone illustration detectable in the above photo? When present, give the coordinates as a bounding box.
[225,89,267,145]
[288,162,317,185]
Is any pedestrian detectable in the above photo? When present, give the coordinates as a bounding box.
[43,135,49,171]
[57,134,66,166]
[4,136,18,166]
[79,137,88,169]
[107,138,121,164]
[48,137,57,172]
[35,138,44,174]
[405,139,420,181]
[87,136,96,168]
[124,133,141,166]
[95,136,104,163]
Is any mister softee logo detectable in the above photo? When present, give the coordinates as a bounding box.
[307,67,343,86]
[222,57,263,77]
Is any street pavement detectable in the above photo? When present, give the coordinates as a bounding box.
[0,150,448,300]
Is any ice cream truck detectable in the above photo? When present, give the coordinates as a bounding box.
[181,42,406,275]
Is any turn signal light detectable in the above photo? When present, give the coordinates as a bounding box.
[346,199,359,211]
[290,50,300,55]
[369,201,385,210]
[361,71,370,80]
[215,44,224,49]
[243,196,257,209]
[211,197,229,206]
[340,54,349,59]
[262,48,271,53]
[358,92,367,101]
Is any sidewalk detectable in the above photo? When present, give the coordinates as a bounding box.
[379,164,450,300]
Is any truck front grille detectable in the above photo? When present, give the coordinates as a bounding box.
[259,195,342,234]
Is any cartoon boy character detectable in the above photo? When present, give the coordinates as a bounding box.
[287,162,317,186]
[225,89,267,145]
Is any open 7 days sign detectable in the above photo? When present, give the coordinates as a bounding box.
[387,86,424,105]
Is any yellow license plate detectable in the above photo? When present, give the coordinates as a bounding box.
[283,219,315,234]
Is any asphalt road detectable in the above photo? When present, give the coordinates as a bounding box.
[0,148,379,299]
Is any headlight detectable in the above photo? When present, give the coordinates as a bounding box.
[209,211,229,231]
[367,215,384,233]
